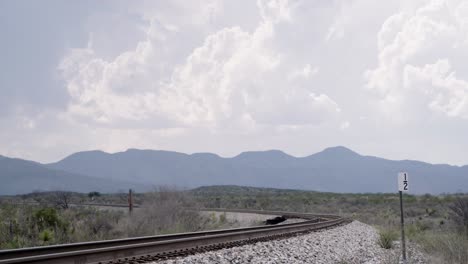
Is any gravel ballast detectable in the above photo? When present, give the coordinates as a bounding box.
[151,221,427,264]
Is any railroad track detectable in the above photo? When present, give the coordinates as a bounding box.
[0,209,349,264]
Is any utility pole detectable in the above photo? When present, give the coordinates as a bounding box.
[128,189,133,214]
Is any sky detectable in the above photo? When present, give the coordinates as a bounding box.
[1,0,468,165]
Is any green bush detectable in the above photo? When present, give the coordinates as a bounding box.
[39,230,53,243]
[34,208,60,229]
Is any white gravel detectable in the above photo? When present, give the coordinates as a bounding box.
[151,221,428,264]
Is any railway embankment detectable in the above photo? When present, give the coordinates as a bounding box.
[153,221,428,264]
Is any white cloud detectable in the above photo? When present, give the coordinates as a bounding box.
[258,0,293,23]
[325,3,347,41]
[404,60,468,118]
[365,0,468,121]
[59,0,341,129]
[287,64,318,81]
[340,121,350,130]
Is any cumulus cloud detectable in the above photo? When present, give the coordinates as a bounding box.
[58,18,182,127]
[59,0,341,129]
[404,60,468,118]
[365,0,468,121]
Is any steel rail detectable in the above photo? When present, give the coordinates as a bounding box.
[0,214,319,259]
[0,209,347,264]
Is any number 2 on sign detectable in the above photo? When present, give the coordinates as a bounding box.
[403,173,408,190]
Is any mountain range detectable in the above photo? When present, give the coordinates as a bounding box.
[1,146,467,195]
[0,155,145,195]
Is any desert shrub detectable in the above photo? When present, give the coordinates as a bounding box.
[415,220,431,231]
[219,212,227,224]
[65,207,124,241]
[378,229,398,249]
[407,224,421,238]
[39,230,54,244]
[122,187,207,237]
[34,208,60,229]
[415,232,468,264]
[448,197,468,237]
[425,208,436,216]
[88,212,114,237]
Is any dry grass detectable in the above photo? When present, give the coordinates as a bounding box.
[377,228,398,249]
[414,232,468,264]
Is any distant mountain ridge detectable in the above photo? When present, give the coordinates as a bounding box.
[41,146,468,194]
[1,146,467,195]
[0,156,147,195]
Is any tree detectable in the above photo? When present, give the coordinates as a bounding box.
[448,197,468,237]
[53,191,72,209]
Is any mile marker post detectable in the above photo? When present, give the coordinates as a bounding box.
[398,172,409,263]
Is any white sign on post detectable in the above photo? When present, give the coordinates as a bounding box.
[398,172,409,192]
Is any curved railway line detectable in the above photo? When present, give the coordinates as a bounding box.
[0,209,349,264]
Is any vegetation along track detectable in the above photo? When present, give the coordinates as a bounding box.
[0,209,349,264]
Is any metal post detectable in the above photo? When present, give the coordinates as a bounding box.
[9,221,13,241]
[128,189,133,214]
[399,190,407,263]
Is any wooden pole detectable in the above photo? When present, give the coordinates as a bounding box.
[128,189,133,214]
